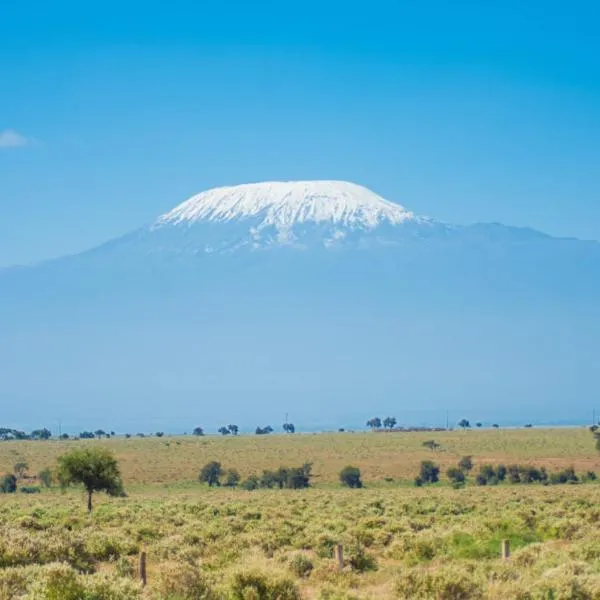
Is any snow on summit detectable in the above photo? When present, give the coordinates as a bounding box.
[156,181,417,230]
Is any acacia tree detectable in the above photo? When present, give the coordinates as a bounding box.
[383,417,397,429]
[458,419,471,430]
[199,461,222,487]
[57,447,123,512]
[228,425,239,435]
[366,418,382,430]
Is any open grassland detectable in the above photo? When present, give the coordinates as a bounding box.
[1,486,600,599]
[0,427,598,486]
[1,428,600,599]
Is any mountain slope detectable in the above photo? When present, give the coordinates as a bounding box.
[1,181,599,431]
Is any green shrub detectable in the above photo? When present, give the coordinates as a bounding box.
[153,561,216,599]
[458,456,473,472]
[446,467,466,488]
[115,557,135,578]
[419,461,439,484]
[288,553,314,578]
[241,475,260,490]
[339,466,362,488]
[549,467,579,485]
[224,469,241,487]
[395,565,484,599]
[229,569,300,600]
[347,544,378,573]
[20,486,41,494]
[0,474,17,493]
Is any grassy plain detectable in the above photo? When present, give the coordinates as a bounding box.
[0,427,597,486]
[0,428,599,599]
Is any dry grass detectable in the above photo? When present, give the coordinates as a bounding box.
[0,427,597,485]
[1,484,600,598]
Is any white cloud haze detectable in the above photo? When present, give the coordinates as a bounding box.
[0,129,32,148]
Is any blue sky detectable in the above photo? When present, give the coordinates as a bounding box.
[1,0,599,266]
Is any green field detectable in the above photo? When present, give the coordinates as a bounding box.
[0,428,599,599]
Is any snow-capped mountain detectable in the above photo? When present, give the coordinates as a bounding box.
[1,181,599,431]
[157,181,418,228]
[117,180,444,257]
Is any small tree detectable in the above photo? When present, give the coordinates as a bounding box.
[199,461,222,487]
[475,422,482,428]
[383,417,397,429]
[255,426,273,435]
[31,428,52,440]
[458,456,473,472]
[13,462,29,479]
[283,423,296,434]
[155,432,164,437]
[218,426,231,436]
[79,431,95,439]
[492,424,500,429]
[366,418,382,430]
[193,427,204,436]
[458,419,471,430]
[38,467,53,488]
[94,429,106,439]
[224,469,241,487]
[286,464,312,489]
[419,460,440,484]
[340,466,362,488]
[59,433,70,440]
[228,424,239,435]
[57,447,123,512]
[0,474,17,493]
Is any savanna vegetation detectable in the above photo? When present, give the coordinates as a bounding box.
[0,427,598,598]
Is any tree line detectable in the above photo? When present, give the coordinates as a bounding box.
[414,456,597,488]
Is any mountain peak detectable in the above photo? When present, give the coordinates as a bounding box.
[155,180,418,230]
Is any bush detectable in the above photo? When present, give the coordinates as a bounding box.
[339,466,362,488]
[476,464,496,486]
[507,464,521,484]
[419,461,440,484]
[0,474,17,493]
[224,469,241,487]
[395,566,484,599]
[20,486,41,494]
[241,475,260,491]
[496,464,507,481]
[115,557,135,578]
[347,544,378,573]
[446,467,466,488]
[458,456,473,472]
[289,553,314,578]
[550,467,579,485]
[153,561,216,600]
[229,569,300,600]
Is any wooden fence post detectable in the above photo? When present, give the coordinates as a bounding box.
[335,544,344,570]
[501,539,510,560]
[139,551,147,586]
